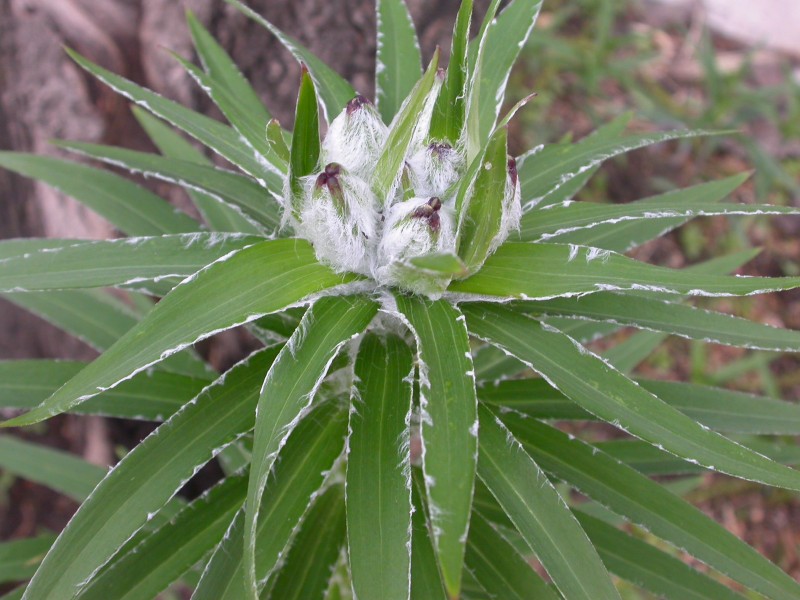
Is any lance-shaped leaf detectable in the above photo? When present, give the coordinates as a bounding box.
[193,399,348,599]
[65,48,281,187]
[395,296,476,597]
[448,242,800,299]
[466,511,558,600]
[410,474,446,600]
[0,535,57,586]
[372,49,441,202]
[54,141,280,232]
[268,484,347,600]
[429,0,472,143]
[375,0,422,123]
[77,474,247,600]
[477,406,620,600]
[347,332,414,600]
[574,512,746,600]
[465,304,800,492]
[496,411,800,600]
[0,233,258,293]
[20,347,279,600]
[457,127,509,274]
[517,129,726,210]
[0,360,209,421]
[519,173,758,242]
[3,239,355,427]
[519,292,800,352]
[0,153,200,236]
[243,297,377,598]
[226,0,355,121]
[133,107,264,234]
[288,68,321,215]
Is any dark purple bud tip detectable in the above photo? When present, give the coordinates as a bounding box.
[316,163,342,193]
[428,142,452,159]
[428,197,442,211]
[347,94,372,114]
[411,197,442,231]
[507,157,518,187]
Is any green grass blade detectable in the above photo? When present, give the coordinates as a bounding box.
[288,69,321,212]
[410,475,446,600]
[448,242,800,299]
[347,332,414,600]
[519,173,752,241]
[574,512,746,600]
[477,405,620,600]
[267,484,346,600]
[225,0,355,122]
[372,49,440,202]
[517,129,727,210]
[54,141,280,233]
[133,107,263,234]
[375,0,422,123]
[20,347,279,600]
[465,304,800,491]
[521,292,800,352]
[3,239,354,427]
[0,435,103,502]
[243,296,376,598]
[0,534,56,586]
[0,153,200,236]
[0,360,209,421]
[395,297,476,597]
[497,412,800,600]
[193,400,348,599]
[77,474,247,600]
[472,344,527,383]
[466,511,558,600]
[65,48,280,187]
[0,233,259,293]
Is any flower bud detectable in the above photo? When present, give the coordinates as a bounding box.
[488,157,522,253]
[297,163,379,275]
[375,196,456,293]
[321,95,388,180]
[406,141,464,198]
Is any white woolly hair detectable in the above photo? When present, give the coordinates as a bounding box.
[297,170,379,276]
[321,101,388,181]
[489,164,523,253]
[374,197,456,287]
[406,143,465,199]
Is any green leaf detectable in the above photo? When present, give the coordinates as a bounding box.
[3,239,354,427]
[395,297,476,597]
[347,332,414,600]
[268,484,347,600]
[472,344,527,383]
[0,435,104,502]
[521,292,800,352]
[193,399,348,599]
[575,512,747,600]
[265,119,291,164]
[408,252,468,277]
[0,153,200,236]
[372,49,441,203]
[77,474,247,600]
[410,474,446,600]
[519,173,756,242]
[0,360,209,421]
[243,296,377,598]
[429,0,472,143]
[288,69,321,213]
[225,0,355,121]
[54,141,280,233]
[0,534,56,585]
[466,304,800,491]
[65,48,280,188]
[466,511,557,600]
[375,0,422,123]
[477,405,620,600]
[0,233,258,293]
[498,412,800,600]
[133,107,263,234]
[21,347,279,600]
[449,242,800,299]
[517,129,727,210]
[457,127,509,274]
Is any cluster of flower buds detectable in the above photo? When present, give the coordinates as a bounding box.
[287,93,521,297]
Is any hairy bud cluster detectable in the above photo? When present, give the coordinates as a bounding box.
[288,94,520,296]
